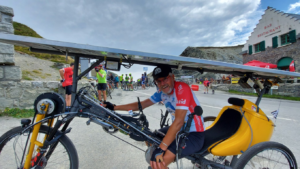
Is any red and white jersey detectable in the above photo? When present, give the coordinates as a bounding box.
[150,81,204,132]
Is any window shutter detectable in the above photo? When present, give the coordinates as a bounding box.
[289,30,296,43]
[248,45,252,55]
[260,41,265,51]
[272,36,278,48]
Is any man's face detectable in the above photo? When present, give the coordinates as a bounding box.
[155,74,175,95]
[99,66,103,70]
[71,65,74,70]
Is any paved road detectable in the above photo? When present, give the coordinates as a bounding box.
[0,86,299,169]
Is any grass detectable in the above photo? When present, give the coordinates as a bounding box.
[228,90,300,101]
[22,70,50,80]
[22,70,33,80]
[0,108,35,118]
[13,21,74,64]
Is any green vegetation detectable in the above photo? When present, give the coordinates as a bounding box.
[229,90,300,101]
[22,70,50,80]
[13,22,74,64]
[22,70,33,80]
[0,108,35,118]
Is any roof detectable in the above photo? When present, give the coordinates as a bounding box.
[0,33,299,78]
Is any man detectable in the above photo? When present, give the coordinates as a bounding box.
[104,65,205,169]
[124,74,129,90]
[96,65,107,102]
[144,72,148,87]
[59,63,74,112]
[129,73,134,91]
[114,75,119,89]
[203,78,210,94]
[141,74,146,89]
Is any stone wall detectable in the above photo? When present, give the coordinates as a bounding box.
[213,83,300,97]
[0,5,21,81]
[0,81,91,110]
[243,40,300,73]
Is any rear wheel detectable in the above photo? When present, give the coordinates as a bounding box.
[233,141,298,169]
[0,125,78,169]
[133,83,138,91]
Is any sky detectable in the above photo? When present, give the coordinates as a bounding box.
[1,0,300,81]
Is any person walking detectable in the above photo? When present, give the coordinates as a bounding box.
[96,65,107,102]
[59,63,74,112]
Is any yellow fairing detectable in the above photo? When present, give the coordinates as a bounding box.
[209,99,274,156]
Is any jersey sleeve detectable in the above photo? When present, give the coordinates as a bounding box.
[175,83,191,110]
[64,67,71,74]
[150,91,162,103]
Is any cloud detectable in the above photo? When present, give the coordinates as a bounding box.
[1,0,262,80]
[287,1,300,13]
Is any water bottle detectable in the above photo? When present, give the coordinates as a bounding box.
[128,110,134,116]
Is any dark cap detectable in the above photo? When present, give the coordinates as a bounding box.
[152,65,172,80]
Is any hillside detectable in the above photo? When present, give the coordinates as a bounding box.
[13,22,73,64]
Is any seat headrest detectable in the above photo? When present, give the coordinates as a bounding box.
[228,98,245,107]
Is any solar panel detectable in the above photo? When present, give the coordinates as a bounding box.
[0,33,299,78]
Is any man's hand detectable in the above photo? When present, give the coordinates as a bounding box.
[150,147,166,169]
[60,79,65,83]
[103,101,115,110]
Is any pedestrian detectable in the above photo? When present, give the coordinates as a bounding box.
[59,62,74,112]
[141,74,146,89]
[114,75,119,89]
[96,64,107,102]
[203,78,210,94]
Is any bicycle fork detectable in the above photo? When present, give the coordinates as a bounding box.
[22,103,55,169]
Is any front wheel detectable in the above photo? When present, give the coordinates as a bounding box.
[233,141,298,169]
[0,125,79,169]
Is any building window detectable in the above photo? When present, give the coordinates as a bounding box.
[254,43,260,53]
[280,33,290,45]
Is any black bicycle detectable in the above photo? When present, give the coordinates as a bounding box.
[0,86,297,169]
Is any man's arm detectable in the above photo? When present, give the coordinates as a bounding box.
[114,98,154,111]
[59,68,64,79]
[159,109,187,150]
[98,71,104,77]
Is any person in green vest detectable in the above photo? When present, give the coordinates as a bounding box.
[129,73,134,91]
[137,78,141,86]
[124,74,129,90]
[120,74,123,83]
[96,65,107,102]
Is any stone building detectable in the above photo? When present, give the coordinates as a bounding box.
[242,6,300,72]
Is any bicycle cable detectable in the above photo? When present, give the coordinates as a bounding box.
[107,132,145,152]
[121,54,134,69]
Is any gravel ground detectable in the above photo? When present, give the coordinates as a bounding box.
[14,51,64,81]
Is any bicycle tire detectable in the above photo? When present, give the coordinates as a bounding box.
[0,125,79,169]
[233,141,298,169]
[133,84,138,91]
[145,83,150,89]
[106,89,112,99]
